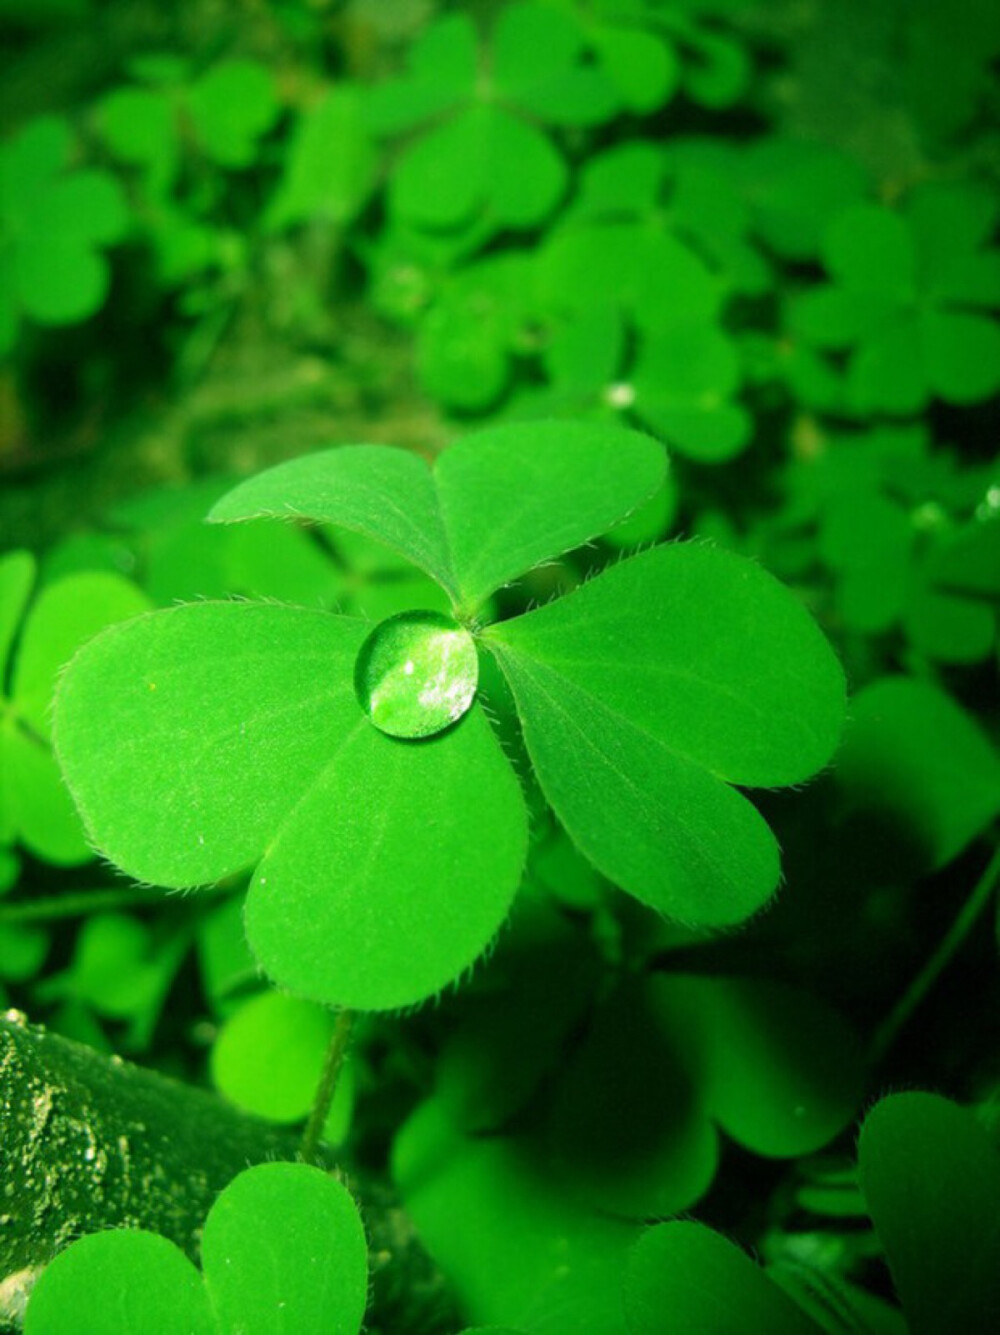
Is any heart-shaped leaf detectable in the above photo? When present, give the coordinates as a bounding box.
[858,1092,1000,1335]
[624,1221,821,1335]
[484,542,845,925]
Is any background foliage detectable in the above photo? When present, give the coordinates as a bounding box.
[1,0,998,1332]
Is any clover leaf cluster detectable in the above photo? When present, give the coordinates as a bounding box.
[53,423,844,1010]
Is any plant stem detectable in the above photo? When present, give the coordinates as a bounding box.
[869,842,1000,1066]
[300,1008,354,1167]
[0,883,227,926]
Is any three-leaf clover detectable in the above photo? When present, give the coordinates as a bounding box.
[24,1162,368,1335]
[366,3,675,245]
[0,117,128,354]
[789,181,1000,413]
[54,423,845,1011]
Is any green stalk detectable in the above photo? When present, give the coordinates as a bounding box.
[300,1008,354,1167]
[0,883,227,926]
[869,842,1000,1066]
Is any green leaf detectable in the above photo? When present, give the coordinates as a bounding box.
[201,1163,368,1335]
[689,976,862,1157]
[15,239,107,325]
[822,206,916,299]
[186,60,280,168]
[54,603,371,887]
[432,422,665,611]
[632,324,750,462]
[485,543,844,924]
[544,976,719,1217]
[12,571,150,739]
[24,1230,213,1335]
[920,308,1000,405]
[362,12,477,136]
[846,317,927,416]
[211,990,354,1139]
[492,2,619,126]
[211,425,667,614]
[266,87,376,230]
[244,703,527,1010]
[390,105,567,232]
[24,1164,368,1335]
[0,721,92,863]
[742,139,867,262]
[542,973,859,1219]
[594,25,678,113]
[208,447,456,598]
[393,1096,638,1335]
[98,86,176,170]
[625,1221,822,1335]
[858,1093,1000,1335]
[834,676,1000,872]
[54,596,528,1009]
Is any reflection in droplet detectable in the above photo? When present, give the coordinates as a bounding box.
[355,610,478,739]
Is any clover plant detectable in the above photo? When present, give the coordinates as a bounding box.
[2,5,998,1334]
[23,1162,368,1335]
[0,117,127,353]
[52,422,844,1011]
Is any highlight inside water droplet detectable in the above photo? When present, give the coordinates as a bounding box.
[355,610,478,739]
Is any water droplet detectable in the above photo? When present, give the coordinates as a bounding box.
[355,610,478,740]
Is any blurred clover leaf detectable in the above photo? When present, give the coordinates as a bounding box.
[0,116,128,354]
[570,138,770,296]
[762,426,999,661]
[211,989,355,1145]
[858,1092,1000,1335]
[434,898,861,1220]
[625,1221,821,1335]
[789,181,1000,413]
[365,4,678,245]
[738,138,868,263]
[32,909,188,1053]
[0,550,150,864]
[24,1161,369,1335]
[834,676,1000,876]
[539,973,861,1218]
[535,221,750,460]
[97,59,277,287]
[98,59,280,183]
[265,87,377,231]
[393,1093,640,1335]
[108,478,340,607]
[53,423,844,1011]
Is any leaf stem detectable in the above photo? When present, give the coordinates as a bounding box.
[869,841,1000,1066]
[0,882,228,925]
[300,1008,354,1166]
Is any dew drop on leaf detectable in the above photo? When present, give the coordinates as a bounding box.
[355,609,478,739]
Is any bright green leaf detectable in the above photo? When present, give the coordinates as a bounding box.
[244,703,527,1010]
[201,1163,368,1335]
[24,1230,213,1335]
[485,543,844,924]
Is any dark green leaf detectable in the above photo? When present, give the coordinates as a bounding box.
[858,1093,1000,1335]
[625,1221,821,1334]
